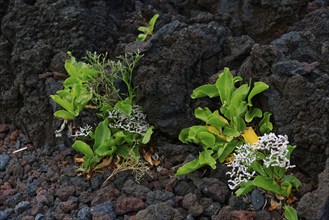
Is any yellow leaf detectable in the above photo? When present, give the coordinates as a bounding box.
[207,125,227,141]
[242,127,258,144]
[207,125,220,135]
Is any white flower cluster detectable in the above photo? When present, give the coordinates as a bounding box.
[226,133,295,190]
[108,105,150,135]
[254,133,295,169]
[71,124,92,137]
[226,143,257,190]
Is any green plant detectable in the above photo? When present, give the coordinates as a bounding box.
[51,51,153,176]
[176,67,301,218]
[84,52,143,114]
[176,67,272,176]
[136,14,159,41]
[50,52,98,120]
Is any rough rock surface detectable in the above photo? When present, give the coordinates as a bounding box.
[131,20,227,137]
[0,0,328,219]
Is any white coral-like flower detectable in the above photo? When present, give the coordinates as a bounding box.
[108,105,150,136]
[226,143,257,190]
[70,124,92,137]
[226,133,295,190]
[254,133,295,169]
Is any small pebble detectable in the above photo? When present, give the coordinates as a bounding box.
[251,189,265,211]
[15,201,31,214]
[0,154,10,171]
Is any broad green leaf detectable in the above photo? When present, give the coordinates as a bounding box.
[53,110,75,120]
[75,92,92,110]
[93,119,111,150]
[259,112,273,134]
[281,175,301,189]
[216,67,234,105]
[115,99,132,115]
[65,60,79,78]
[223,127,240,138]
[50,95,74,113]
[71,83,82,98]
[208,114,228,129]
[235,181,256,196]
[63,77,81,88]
[230,84,250,108]
[194,107,212,123]
[178,128,190,143]
[283,205,298,220]
[191,84,219,99]
[281,181,292,197]
[253,176,283,195]
[198,131,216,148]
[199,150,216,169]
[179,126,209,144]
[245,107,263,122]
[116,145,130,157]
[251,161,267,176]
[95,140,117,157]
[247,81,269,106]
[72,140,94,158]
[232,117,246,133]
[142,126,154,144]
[217,142,237,163]
[273,167,286,179]
[176,159,203,176]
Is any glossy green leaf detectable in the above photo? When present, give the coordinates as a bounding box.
[247,81,269,106]
[232,117,246,133]
[259,112,273,134]
[199,150,216,169]
[198,131,216,147]
[72,140,94,158]
[142,126,154,144]
[194,107,212,123]
[53,110,75,120]
[216,67,234,105]
[63,77,81,88]
[65,60,79,78]
[253,176,283,195]
[50,95,74,113]
[235,181,256,196]
[93,119,111,150]
[217,142,237,163]
[137,34,147,41]
[223,127,240,138]
[208,114,228,129]
[115,99,132,115]
[179,126,209,144]
[281,175,301,190]
[191,84,219,99]
[138,26,148,32]
[231,84,250,108]
[245,107,263,123]
[283,205,298,220]
[95,140,117,157]
[176,159,203,176]
[149,14,160,30]
[273,167,286,179]
[251,161,267,176]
